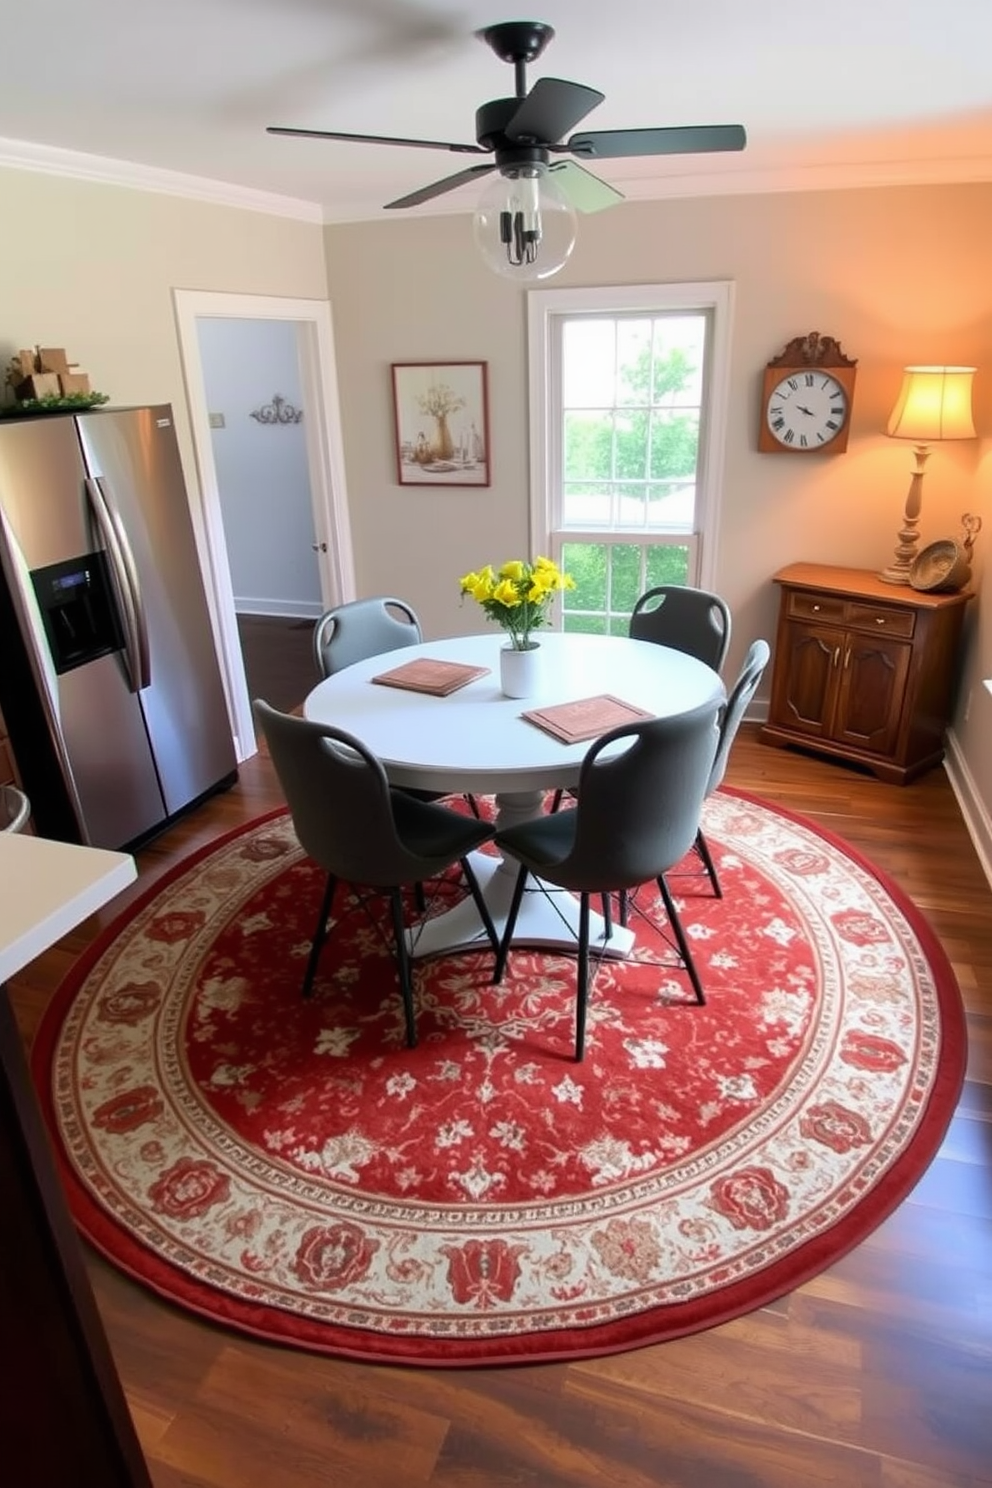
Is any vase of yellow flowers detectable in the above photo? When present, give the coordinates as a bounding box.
[459,556,574,698]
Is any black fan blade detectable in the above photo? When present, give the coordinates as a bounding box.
[505,77,604,145]
[565,124,747,159]
[267,126,487,156]
[548,160,624,214]
[384,163,497,209]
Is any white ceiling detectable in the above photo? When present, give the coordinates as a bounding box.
[2,0,992,222]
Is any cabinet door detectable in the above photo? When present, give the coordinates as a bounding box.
[1,991,152,1487]
[833,634,911,755]
[770,621,844,739]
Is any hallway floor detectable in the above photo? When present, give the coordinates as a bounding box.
[236,613,316,713]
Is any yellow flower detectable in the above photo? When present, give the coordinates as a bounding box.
[492,578,522,606]
[499,559,527,582]
[530,555,573,591]
[459,567,495,601]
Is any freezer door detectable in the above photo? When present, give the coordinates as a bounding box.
[0,419,168,848]
[76,408,236,814]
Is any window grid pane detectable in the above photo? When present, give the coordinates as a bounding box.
[561,311,706,536]
[560,538,692,635]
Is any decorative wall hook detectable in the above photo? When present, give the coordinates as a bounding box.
[249,393,303,425]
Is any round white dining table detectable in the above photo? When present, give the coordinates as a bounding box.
[303,631,725,961]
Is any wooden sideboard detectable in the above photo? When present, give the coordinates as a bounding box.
[759,562,971,784]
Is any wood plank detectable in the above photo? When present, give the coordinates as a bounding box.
[152,1345,450,1488]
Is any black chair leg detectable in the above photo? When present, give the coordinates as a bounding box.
[549,788,564,813]
[302,872,337,999]
[618,889,629,927]
[695,827,722,898]
[466,793,482,819]
[575,893,590,1062]
[601,892,613,941]
[414,881,426,912]
[493,864,529,984]
[657,875,706,1005]
[388,888,418,1048]
[460,856,500,954]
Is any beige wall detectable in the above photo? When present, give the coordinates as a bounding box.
[0,167,328,488]
[0,165,987,829]
[323,183,992,825]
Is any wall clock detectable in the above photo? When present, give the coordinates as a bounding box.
[758,332,857,454]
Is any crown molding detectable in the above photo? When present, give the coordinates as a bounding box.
[319,152,992,225]
[2,132,991,227]
[608,153,992,203]
[0,135,323,223]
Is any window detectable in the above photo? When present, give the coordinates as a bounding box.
[527,281,733,635]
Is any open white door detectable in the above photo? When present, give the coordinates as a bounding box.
[173,290,356,761]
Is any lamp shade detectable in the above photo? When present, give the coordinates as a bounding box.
[886,366,976,442]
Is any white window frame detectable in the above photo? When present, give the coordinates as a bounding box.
[526,280,735,613]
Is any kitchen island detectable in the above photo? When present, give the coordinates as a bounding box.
[0,831,151,1487]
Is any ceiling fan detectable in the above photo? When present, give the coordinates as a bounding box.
[268,19,747,280]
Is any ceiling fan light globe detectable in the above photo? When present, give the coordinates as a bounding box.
[472,165,576,282]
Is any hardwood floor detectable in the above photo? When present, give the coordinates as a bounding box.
[6,719,992,1487]
[236,613,317,714]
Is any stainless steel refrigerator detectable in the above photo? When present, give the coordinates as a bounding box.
[0,404,238,849]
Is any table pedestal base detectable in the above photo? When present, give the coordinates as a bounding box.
[409,851,635,962]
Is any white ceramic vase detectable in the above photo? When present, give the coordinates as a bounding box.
[499,641,542,699]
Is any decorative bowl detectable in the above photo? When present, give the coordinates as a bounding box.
[909,539,971,593]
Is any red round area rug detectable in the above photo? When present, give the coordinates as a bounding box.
[32,789,965,1366]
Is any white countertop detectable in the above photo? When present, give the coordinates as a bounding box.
[0,833,136,983]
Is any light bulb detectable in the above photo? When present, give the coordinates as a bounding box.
[472,164,577,282]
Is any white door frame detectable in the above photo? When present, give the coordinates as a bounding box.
[173,290,356,762]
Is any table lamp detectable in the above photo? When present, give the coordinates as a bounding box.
[880,365,977,584]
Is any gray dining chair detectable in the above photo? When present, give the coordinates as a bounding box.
[692,638,771,898]
[0,784,30,834]
[546,584,730,817]
[492,698,721,1061]
[313,595,480,819]
[612,637,771,924]
[629,584,732,673]
[253,700,499,1048]
[313,596,422,679]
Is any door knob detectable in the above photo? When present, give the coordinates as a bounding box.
[311,541,328,553]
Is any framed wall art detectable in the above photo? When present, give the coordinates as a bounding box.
[392,361,490,487]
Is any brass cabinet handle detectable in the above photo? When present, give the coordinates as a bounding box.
[844,647,851,669]
[832,646,840,667]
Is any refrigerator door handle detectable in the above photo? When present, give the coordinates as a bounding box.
[85,476,151,691]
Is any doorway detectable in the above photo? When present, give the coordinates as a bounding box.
[173,290,356,761]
